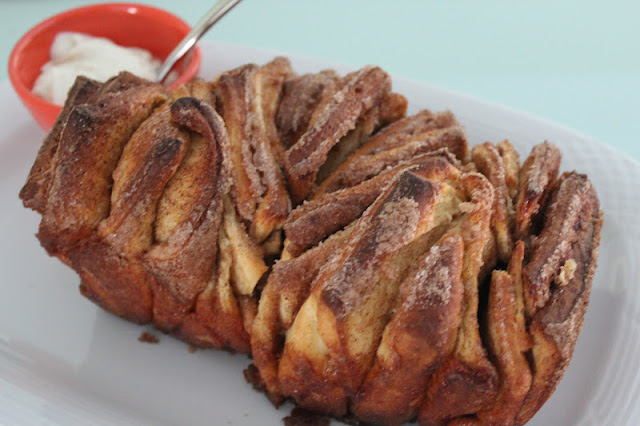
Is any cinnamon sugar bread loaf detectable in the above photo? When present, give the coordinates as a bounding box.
[20,57,602,425]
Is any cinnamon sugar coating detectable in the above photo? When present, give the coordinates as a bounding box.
[20,60,602,426]
[284,65,406,202]
[213,58,293,241]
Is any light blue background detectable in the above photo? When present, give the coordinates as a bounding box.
[2,0,639,162]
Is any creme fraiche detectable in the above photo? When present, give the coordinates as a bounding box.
[32,32,161,105]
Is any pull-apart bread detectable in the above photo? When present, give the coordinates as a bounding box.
[20,57,602,425]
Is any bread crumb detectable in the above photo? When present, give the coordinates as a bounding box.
[556,258,577,286]
[138,331,159,344]
[283,407,330,426]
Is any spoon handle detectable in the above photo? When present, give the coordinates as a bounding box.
[156,0,243,83]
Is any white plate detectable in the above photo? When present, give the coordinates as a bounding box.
[1,41,638,425]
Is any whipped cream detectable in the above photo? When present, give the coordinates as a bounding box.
[32,32,161,105]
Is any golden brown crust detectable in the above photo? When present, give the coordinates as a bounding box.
[277,70,339,150]
[277,169,464,416]
[277,69,339,151]
[144,98,228,330]
[175,227,251,352]
[171,78,215,105]
[72,239,156,324]
[69,103,189,325]
[522,172,599,316]
[329,126,468,195]
[23,71,265,351]
[213,64,267,221]
[213,59,292,241]
[284,66,393,202]
[418,173,498,425]
[37,76,167,258]
[471,141,519,262]
[498,140,520,200]
[317,174,460,391]
[103,104,189,255]
[20,61,604,426]
[475,264,532,425]
[254,152,464,408]
[255,57,295,166]
[315,111,465,196]
[315,90,407,184]
[20,76,102,213]
[352,234,464,425]
[380,92,409,125]
[347,109,457,159]
[252,224,355,405]
[516,172,602,424]
[249,58,295,240]
[514,142,561,240]
[283,150,460,258]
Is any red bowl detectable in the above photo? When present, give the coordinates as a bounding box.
[8,3,201,132]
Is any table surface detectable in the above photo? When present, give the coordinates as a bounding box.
[2,0,639,162]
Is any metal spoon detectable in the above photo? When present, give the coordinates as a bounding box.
[156,0,243,83]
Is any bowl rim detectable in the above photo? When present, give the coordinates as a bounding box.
[8,2,202,129]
